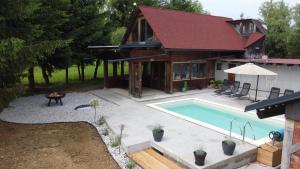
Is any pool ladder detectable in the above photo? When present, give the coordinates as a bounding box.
[242,121,256,143]
[229,118,256,144]
[229,118,243,139]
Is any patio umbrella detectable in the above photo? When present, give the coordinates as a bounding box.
[224,63,277,101]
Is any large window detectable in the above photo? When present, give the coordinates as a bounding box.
[173,62,206,81]
[131,18,154,42]
[173,63,189,80]
[191,63,205,79]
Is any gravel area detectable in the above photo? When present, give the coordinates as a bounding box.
[0,90,138,169]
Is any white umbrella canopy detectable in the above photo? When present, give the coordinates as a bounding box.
[224,63,277,76]
[224,63,277,101]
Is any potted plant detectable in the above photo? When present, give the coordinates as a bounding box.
[152,125,164,142]
[193,146,206,166]
[209,80,215,88]
[214,80,222,89]
[222,136,236,156]
[182,81,188,92]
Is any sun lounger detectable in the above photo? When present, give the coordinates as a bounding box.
[232,83,251,98]
[223,81,240,95]
[284,89,294,96]
[268,87,280,100]
[214,79,230,94]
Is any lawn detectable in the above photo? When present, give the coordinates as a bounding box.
[0,120,120,169]
[21,63,129,85]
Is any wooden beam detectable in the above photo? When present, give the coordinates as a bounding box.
[113,62,118,78]
[281,118,295,169]
[138,62,142,98]
[121,61,124,78]
[103,60,108,88]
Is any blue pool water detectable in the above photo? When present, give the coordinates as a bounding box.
[158,100,283,140]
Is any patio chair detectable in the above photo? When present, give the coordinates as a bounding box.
[232,83,251,98]
[214,79,230,94]
[284,89,294,96]
[268,87,280,100]
[223,81,240,95]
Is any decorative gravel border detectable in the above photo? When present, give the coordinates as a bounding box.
[95,122,141,169]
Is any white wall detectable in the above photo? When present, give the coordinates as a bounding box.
[215,62,300,99]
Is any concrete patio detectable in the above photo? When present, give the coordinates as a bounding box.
[0,88,280,169]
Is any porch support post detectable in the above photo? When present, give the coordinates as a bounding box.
[170,61,173,93]
[113,62,118,78]
[103,59,108,88]
[137,61,142,98]
[121,61,124,78]
[128,61,133,95]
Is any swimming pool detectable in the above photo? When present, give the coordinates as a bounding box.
[148,98,284,145]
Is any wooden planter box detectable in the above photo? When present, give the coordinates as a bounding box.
[257,142,282,167]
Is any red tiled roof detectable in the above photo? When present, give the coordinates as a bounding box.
[244,32,265,48]
[222,58,300,65]
[139,6,245,51]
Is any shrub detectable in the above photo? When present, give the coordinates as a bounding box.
[152,125,163,133]
[96,116,105,126]
[102,128,109,136]
[110,135,121,147]
[0,84,24,112]
[125,159,136,169]
[194,146,205,155]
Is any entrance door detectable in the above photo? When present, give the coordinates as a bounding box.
[228,64,236,82]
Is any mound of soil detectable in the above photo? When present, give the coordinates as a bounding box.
[0,121,119,169]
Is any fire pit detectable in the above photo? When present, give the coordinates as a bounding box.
[46,92,65,106]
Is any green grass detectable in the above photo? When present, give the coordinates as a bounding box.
[21,63,128,85]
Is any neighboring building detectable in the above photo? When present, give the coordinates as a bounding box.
[90,6,267,97]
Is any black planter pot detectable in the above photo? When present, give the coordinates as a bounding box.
[193,150,207,166]
[222,140,236,156]
[152,129,164,142]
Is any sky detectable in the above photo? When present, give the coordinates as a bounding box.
[200,0,299,19]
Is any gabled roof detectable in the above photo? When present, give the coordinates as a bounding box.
[138,6,245,51]
[244,32,265,48]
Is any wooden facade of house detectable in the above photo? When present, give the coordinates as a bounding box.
[90,6,267,98]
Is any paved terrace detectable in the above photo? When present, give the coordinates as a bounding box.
[0,88,278,169]
[93,89,258,169]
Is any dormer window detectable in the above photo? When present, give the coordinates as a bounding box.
[132,18,153,42]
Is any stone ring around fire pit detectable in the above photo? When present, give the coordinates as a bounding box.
[46,92,66,106]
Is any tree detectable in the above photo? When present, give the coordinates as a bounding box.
[110,27,126,45]
[34,0,72,85]
[163,0,204,13]
[0,0,39,89]
[68,0,107,81]
[289,4,300,57]
[107,0,161,27]
[260,0,292,57]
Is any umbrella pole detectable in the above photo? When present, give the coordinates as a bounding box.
[255,75,260,101]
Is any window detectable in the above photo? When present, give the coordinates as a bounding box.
[191,63,205,79]
[181,64,189,80]
[173,64,181,80]
[131,18,154,42]
[216,63,222,70]
[140,19,146,41]
[132,22,138,41]
[173,63,189,80]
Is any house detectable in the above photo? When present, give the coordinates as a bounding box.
[89,6,267,97]
[245,92,300,168]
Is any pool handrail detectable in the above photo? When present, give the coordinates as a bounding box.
[243,121,256,144]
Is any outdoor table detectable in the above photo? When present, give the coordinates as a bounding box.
[46,92,65,106]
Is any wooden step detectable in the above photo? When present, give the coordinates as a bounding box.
[130,148,182,169]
